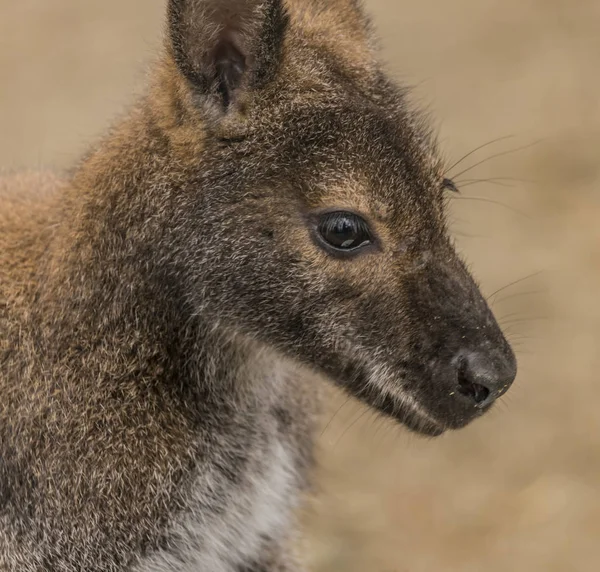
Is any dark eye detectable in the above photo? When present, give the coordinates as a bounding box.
[317,212,373,252]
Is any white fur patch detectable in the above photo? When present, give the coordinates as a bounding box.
[135,437,296,572]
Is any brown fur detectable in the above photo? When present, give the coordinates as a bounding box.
[0,1,516,570]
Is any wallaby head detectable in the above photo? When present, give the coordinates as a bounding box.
[146,0,517,436]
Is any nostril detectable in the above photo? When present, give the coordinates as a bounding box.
[452,349,516,408]
[456,360,491,405]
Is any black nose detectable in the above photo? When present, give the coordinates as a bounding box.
[454,350,517,408]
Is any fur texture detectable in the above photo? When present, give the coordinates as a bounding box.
[0,1,516,570]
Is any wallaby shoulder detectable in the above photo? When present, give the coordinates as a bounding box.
[0,172,64,315]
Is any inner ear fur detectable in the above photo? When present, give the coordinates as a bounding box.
[167,0,289,110]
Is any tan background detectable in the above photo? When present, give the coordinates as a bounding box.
[1,1,599,570]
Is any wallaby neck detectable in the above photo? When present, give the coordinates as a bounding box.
[29,104,249,402]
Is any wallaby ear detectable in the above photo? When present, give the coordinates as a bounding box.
[167,0,289,110]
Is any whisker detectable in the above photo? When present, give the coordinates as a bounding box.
[450,139,543,180]
[457,176,535,185]
[445,135,516,174]
[371,413,393,442]
[452,231,487,239]
[500,316,549,326]
[333,406,370,448]
[499,312,549,321]
[449,195,529,218]
[455,179,516,189]
[494,290,546,304]
[320,395,352,438]
[487,271,544,302]
[497,310,530,321]
[506,333,538,341]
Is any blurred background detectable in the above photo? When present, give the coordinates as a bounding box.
[1,0,599,570]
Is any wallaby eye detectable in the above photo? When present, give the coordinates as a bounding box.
[317,212,373,253]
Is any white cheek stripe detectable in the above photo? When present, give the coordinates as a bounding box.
[357,348,440,428]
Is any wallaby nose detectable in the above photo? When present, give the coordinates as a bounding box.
[454,350,517,408]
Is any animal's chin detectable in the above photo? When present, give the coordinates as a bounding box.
[360,388,447,437]
[332,365,448,437]
[399,412,447,437]
[378,399,447,437]
[343,365,492,437]
[328,359,483,438]
[376,394,491,437]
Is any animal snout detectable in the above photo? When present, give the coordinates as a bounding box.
[453,348,517,408]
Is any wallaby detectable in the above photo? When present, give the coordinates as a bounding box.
[0,0,517,570]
